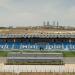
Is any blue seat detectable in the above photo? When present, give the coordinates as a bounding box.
[49,42,54,45]
[70,42,75,45]
[0,42,6,49]
[0,42,6,45]
[6,42,13,49]
[14,42,21,49]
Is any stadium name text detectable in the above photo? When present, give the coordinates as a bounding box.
[0,44,75,50]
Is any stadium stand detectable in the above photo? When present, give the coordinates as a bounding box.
[3,42,75,50]
[0,26,75,50]
[0,41,75,50]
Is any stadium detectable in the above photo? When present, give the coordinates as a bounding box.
[0,25,75,51]
[0,24,75,75]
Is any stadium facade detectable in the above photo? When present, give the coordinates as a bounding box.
[0,34,75,50]
[0,26,75,51]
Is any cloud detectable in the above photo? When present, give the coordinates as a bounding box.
[0,0,75,27]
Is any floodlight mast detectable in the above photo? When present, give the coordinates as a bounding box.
[57,21,59,34]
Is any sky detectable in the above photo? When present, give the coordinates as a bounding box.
[0,0,75,27]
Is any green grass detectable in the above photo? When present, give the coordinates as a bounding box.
[23,50,75,57]
[63,51,75,57]
[0,51,8,57]
[0,50,75,57]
